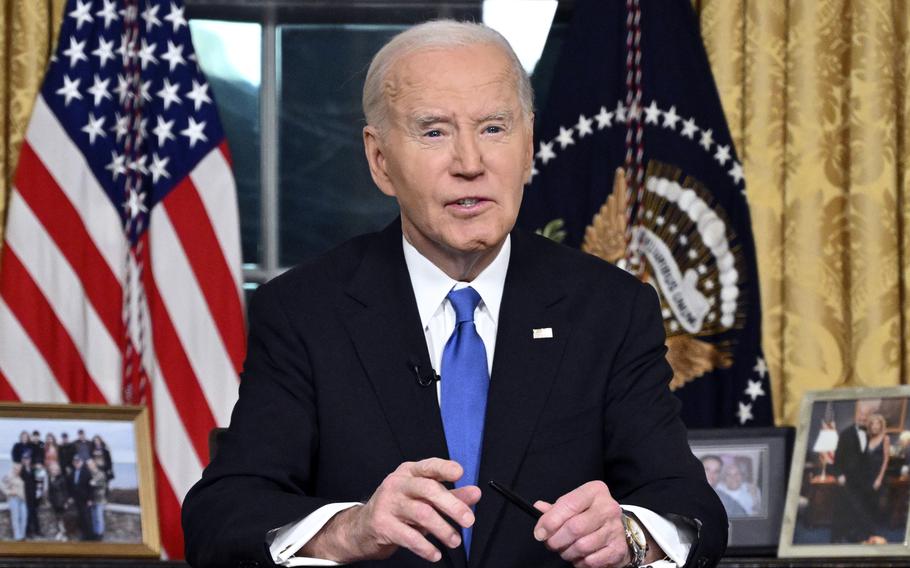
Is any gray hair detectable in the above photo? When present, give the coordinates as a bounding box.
[362,20,534,131]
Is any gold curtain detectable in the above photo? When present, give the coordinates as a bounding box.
[0,0,66,248]
[696,0,910,425]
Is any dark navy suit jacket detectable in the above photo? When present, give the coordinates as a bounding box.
[182,220,727,568]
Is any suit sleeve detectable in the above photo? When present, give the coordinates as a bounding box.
[182,281,331,568]
[602,282,728,568]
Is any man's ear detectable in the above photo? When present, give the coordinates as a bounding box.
[523,112,535,184]
[363,125,396,197]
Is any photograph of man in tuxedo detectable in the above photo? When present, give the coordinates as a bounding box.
[182,20,727,568]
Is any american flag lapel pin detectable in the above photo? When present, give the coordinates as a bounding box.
[532,327,554,339]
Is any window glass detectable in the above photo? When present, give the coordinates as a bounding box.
[277,25,403,267]
[187,4,567,275]
[189,19,262,266]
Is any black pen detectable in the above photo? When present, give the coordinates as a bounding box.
[488,480,543,520]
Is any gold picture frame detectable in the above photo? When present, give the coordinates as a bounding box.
[779,386,910,558]
[0,402,159,557]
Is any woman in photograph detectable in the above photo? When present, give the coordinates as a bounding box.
[91,435,114,483]
[46,462,69,541]
[87,457,107,540]
[1,463,27,541]
[44,433,60,472]
[864,412,891,532]
[11,431,29,464]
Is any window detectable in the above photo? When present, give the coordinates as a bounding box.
[187,1,569,290]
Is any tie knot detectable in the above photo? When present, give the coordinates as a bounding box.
[447,286,481,323]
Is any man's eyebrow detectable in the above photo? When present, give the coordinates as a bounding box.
[478,110,514,123]
[411,114,450,128]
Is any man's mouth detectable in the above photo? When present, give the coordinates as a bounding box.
[456,198,480,207]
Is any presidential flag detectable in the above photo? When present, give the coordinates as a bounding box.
[0,0,244,555]
[520,0,772,427]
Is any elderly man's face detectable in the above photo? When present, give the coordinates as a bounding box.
[724,463,743,490]
[364,43,532,269]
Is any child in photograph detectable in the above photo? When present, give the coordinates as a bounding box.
[1,463,27,541]
[46,462,69,541]
[87,457,107,540]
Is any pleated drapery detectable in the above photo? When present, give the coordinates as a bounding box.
[696,0,909,425]
[0,0,66,251]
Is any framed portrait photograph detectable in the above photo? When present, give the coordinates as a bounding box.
[688,427,794,555]
[779,386,910,558]
[0,402,159,557]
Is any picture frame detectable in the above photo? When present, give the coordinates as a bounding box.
[688,426,794,556]
[779,386,910,558]
[0,402,159,557]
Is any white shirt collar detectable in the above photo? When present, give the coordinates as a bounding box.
[402,235,510,328]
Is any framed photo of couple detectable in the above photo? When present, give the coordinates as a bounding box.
[779,386,910,558]
[688,427,794,556]
[0,402,159,557]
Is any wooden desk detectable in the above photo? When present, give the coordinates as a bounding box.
[805,475,839,527]
[3,558,910,568]
[887,476,910,528]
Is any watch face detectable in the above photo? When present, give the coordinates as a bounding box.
[624,514,647,548]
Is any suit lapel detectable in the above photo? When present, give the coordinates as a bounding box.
[339,222,467,568]
[340,221,450,467]
[469,231,570,567]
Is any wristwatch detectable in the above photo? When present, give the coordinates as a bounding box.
[621,512,648,568]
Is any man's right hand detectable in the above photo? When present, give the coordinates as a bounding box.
[300,457,480,563]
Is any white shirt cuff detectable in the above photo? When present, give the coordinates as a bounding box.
[268,502,362,566]
[622,505,695,568]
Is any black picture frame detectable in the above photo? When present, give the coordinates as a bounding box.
[688,426,794,556]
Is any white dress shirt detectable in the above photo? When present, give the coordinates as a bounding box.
[268,236,694,566]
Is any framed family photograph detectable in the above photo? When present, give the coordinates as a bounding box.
[688,427,793,555]
[0,402,159,557]
[779,386,910,558]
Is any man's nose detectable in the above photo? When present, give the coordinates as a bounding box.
[450,132,484,178]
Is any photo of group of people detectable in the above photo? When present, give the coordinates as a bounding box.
[696,447,767,519]
[793,397,910,546]
[0,418,141,544]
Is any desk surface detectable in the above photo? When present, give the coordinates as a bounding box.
[3,558,910,568]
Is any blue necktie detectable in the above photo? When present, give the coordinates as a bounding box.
[440,286,489,556]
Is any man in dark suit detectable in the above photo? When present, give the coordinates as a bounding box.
[830,401,876,542]
[182,20,726,568]
[67,454,95,541]
[58,432,75,474]
[20,452,42,538]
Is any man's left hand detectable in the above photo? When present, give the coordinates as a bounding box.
[532,481,630,568]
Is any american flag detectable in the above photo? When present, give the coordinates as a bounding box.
[0,0,245,556]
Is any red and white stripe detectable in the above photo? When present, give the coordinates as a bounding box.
[0,94,244,558]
